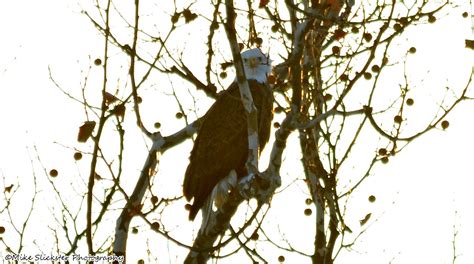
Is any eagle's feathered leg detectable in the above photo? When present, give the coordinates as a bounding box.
[199,170,238,234]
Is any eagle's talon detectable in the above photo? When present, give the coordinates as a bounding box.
[238,173,255,199]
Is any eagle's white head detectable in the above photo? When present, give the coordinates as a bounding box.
[241,48,272,84]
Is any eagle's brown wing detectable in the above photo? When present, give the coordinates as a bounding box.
[183,80,273,220]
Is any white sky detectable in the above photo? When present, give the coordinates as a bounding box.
[0,0,473,263]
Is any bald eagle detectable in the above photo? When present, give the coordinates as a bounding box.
[183,48,273,221]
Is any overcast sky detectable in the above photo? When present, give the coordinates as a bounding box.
[0,1,473,263]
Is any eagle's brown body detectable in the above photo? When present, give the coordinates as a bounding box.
[183,80,273,220]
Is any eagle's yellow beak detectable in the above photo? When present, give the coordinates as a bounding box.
[247,57,259,68]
